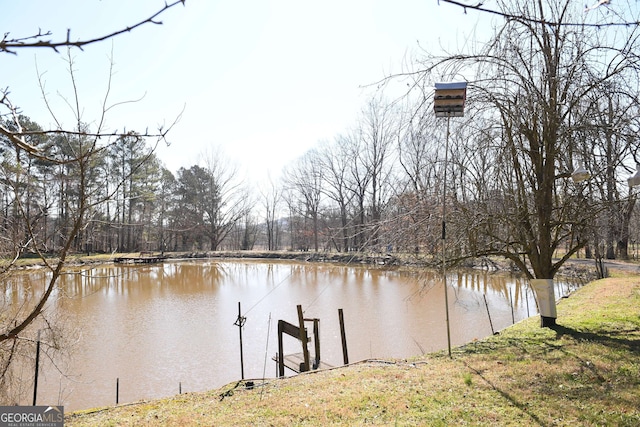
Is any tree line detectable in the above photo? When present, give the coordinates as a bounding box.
[0,124,254,254]
[3,85,639,265]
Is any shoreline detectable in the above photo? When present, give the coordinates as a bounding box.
[14,249,611,279]
[65,274,640,425]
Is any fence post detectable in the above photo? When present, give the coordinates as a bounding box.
[338,309,349,365]
[277,321,284,377]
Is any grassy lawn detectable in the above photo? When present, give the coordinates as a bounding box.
[66,273,640,426]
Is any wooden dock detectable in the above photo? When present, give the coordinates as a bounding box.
[113,254,166,264]
[274,306,337,377]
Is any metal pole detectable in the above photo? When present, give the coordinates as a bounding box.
[32,330,41,406]
[442,116,452,358]
[483,294,495,335]
[234,302,246,380]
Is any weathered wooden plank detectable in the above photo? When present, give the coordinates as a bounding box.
[279,320,302,338]
[296,305,310,373]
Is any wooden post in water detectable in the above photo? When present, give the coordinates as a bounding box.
[338,309,349,365]
[32,330,41,406]
[312,319,320,369]
[234,302,247,379]
[277,321,285,377]
[296,305,310,372]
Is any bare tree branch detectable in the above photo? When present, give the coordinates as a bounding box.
[0,1,185,54]
[438,0,637,27]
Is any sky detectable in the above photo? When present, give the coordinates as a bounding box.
[0,0,490,184]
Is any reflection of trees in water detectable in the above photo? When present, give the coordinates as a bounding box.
[9,262,583,310]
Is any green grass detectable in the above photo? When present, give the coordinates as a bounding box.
[66,274,640,426]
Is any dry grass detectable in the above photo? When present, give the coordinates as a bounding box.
[66,274,640,426]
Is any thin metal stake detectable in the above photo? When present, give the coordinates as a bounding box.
[483,294,495,335]
[234,301,247,379]
[261,313,272,400]
[32,330,41,406]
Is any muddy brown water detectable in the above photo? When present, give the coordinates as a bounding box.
[9,259,578,411]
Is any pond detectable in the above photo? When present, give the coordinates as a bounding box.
[10,259,577,411]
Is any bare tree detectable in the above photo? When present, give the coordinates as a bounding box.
[395,105,444,255]
[344,128,371,252]
[200,148,251,251]
[317,137,354,252]
[283,150,324,252]
[358,96,398,250]
[260,175,282,251]
[576,82,640,260]
[401,0,640,326]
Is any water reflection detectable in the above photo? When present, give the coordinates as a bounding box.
[8,260,578,411]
